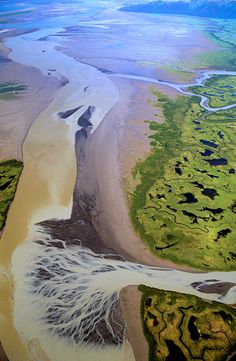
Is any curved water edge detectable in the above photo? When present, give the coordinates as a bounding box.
[12,229,236,361]
[1,27,236,361]
[110,70,236,112]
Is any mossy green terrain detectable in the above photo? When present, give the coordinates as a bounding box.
[130,76,236,270]
[189,75,236,108]
[139,285,236,361]
[0,82,27,100]
[202,21,236,70]
[0,160,23,231]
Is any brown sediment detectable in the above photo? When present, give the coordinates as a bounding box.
[0,41,60,162]
[0,342,9,361]
[0,21,228,361]
[0,41,62,361]
[120,286,148,361]
[0,41,75,361]
[75,76,196,270]
[191,282,236,296]
[0,273,31,361]
[39,186,117,256]
[118,82,177,185]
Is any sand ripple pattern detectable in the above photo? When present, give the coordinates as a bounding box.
[12,228,236,350]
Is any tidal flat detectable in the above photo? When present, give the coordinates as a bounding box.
[0,3,236,361]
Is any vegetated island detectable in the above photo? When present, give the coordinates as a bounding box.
[0,82,27,100]
[129,75,236,271]
[120,1,236,20]
[0,81,26,231]
[0,159,23,231]
[139,285,236,361]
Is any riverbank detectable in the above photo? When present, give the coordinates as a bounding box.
[0,15,235,361]
[120,286,149,361]
[0,26,121,361]
[80,75,197,270]
[0,39,60,162]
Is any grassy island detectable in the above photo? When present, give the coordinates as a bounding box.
[189,75,236,108]
[130,75,236,270]
[0,159,23,231]
[0,82,27,100]
[139,285,236,361]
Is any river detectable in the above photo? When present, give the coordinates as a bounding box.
[0,26,236,361]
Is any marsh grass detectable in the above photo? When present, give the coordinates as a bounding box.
[0,159,23,230]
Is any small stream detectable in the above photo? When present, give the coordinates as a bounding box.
[110,70,236,111]
[3,26,236,361]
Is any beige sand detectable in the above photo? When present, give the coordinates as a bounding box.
[0,40,64,361]
[0,37,77,360]
[0,26,120,360]
[83,76,195,271]
[0,41,60,162]
[0,27,207,361]
[120,286,148,361]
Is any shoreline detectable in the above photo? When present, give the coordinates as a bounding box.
[0,23,235,361]
[83,76,199,271]
[0,28,119,361]
[120,286,149,361]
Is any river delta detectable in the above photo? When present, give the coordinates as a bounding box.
[0,2,235,361]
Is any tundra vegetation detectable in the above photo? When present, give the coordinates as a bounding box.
[130,75,236,270]
[0,159,23,230]
[139,285,236,361]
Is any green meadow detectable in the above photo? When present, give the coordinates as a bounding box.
[0,160,23,231]
[139,285,236,361]
[0,82,27,100]
[130,75,236,270]
[189,75,236,108]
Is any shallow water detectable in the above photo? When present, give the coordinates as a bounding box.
[1,13,236,361]
[12,229,236,361]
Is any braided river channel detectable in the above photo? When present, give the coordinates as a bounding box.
[1,26,236,361]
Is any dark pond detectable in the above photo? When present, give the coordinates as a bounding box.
[191,181,204,189]
[214,310,233,322]
[165,340,186,361]
[217,131,224,139]
[204,92,215,96]
[188,316,200,341]
[200,139,218,148]
[201,149,214,156]
[179,193,198,204]
[202,207,224,214]
[201,188,218,199]
[175,167,182,175]
[205,158,228,166]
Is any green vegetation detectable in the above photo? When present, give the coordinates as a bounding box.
[0,160,23,231]
[202,22,236,70]
[189,75,236,108]
[0,82,27,100]
[139,285,236,361]
[140,63,194,83]
[130,75,236,270]
[205,106,236,122]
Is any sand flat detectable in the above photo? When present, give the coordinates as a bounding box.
[120,286,149,361]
